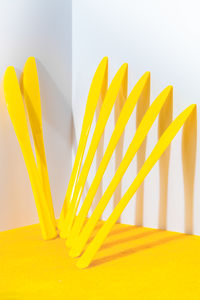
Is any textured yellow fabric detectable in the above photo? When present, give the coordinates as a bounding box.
[1,222,200,299]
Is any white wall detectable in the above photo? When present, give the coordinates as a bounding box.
[72,0,200,234]
[0,0,72,231]
[1,0,200,236]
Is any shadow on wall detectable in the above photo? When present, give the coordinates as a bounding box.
[0,78,34,230]
[158,88,173,230]
[75,62,197,237]
[111,83,197,234]
[35,59,73,217]
[113,69,127,223]
[93,79,196,235]
[135,72,150,226]
[182,107,197,234]
[36,59,72,141]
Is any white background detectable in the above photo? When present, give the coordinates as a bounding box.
[0,0,72,230]
[72,0,200,234]
[1,0,200,236]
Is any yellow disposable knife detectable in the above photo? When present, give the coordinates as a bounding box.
[3,66,57,240]
[21,57,56,228]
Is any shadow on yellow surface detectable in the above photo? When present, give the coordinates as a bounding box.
[90,224,186,268]
[1,222,200,299]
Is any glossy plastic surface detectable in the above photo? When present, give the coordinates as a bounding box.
[22,57,56,228]
[3,64,57,240]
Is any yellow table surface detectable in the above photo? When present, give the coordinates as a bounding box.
[1,222,200,299]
